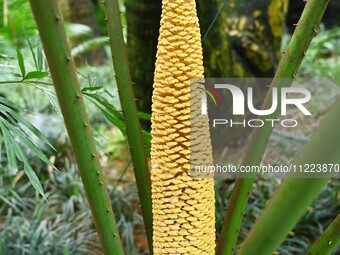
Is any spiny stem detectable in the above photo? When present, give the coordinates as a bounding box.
[103,0,153,253]
[305,207,340,254]
[28,1,124,254]
[238,97,340,255]
[216,0,330,254]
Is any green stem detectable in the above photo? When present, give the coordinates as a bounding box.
[216,0,330,254]
[0,80,53,86]
[305,214,340,255]
[238,97,340,255]
[28,1,124,254]
[103,0,153,253]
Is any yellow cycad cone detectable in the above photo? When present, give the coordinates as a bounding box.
[151,0,215,254]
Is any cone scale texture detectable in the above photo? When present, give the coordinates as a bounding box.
[151,0,215,254]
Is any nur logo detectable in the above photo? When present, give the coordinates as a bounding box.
[197,82,223,115]
[199,83,312,117]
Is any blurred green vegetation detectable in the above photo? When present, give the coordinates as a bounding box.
[215,179,339,255]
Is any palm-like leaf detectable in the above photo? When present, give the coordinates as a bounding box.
[0,96,55,197]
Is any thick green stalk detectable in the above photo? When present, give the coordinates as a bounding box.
[28,1,124,254]
[216,0,330,254]
[305,214,340,255]
[238,97,340,255]
[103,0,153,253]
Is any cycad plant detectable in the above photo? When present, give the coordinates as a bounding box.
[26,0,339,254]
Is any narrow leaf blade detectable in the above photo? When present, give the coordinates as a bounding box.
[13,141,45,199]
[16,48,26,78]
[24,71,49,80]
